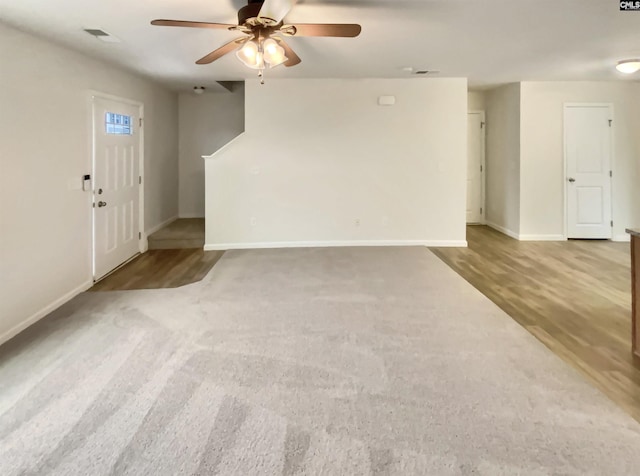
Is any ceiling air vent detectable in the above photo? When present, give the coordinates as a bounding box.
[84,28,108,37]
[84,28,121,43]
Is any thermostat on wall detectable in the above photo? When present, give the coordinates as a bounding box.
[378,95,396,106]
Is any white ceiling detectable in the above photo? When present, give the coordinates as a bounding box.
[1,0,640,92]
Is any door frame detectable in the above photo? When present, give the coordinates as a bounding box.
[468,110,486,225]
[89,91,145,280]
[562,103,613,240]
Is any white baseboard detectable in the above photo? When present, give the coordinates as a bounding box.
[178,214,205,219]
[486,222,566,241]
[485,222,520,240]
[145,215,178,236]
[519,234,566,241]
[426,240,468,248]
[613,234,631,243]
[204,239,468,251]
[0,280,93,346]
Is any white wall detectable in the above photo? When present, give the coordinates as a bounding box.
[0,23,179,343]
[468,90,486,111]
[485,83,521,237]
[519,81,640,240]
[204,78,468,249]
[179,86,245,218]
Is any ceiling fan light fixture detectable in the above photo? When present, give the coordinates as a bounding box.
[255,51,265,70]
[236,39,260,67]
[616,59,640,74]
[263,38,287,67]
[263,38,278,57]
[267,52,288,68]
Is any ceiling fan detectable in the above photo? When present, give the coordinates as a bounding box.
[151,0,362,83]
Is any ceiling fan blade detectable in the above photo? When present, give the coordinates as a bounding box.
[258,0,296,23]
[196,38,245,65]
[275,38,302,67]
[151,19,236,30]
[288,23,361,38]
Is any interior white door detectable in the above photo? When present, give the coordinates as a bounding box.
[93,97,140,280]
[466,112,484,223]
[565,105,612,239]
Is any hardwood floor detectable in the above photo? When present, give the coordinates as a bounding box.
[431,225,640,422]
[147,218,205,250]
[90,249,224,291]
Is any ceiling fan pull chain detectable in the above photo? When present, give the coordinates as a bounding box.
[257,30,265,84]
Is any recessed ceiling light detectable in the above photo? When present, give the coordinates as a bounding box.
[401,66,414,73]
[193,86,205,95]
[616,59,640,74]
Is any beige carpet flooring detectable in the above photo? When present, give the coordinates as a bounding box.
[1,247,640,475]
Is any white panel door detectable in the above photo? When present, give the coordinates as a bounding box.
[565,105,612,239]
[93,97,140,280]
[466,112,484,223]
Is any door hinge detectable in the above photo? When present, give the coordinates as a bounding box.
[481,122,485,129]
[480,165,483,172]
[608,119,612,127]
[609,170,612,178]
[611,220,613,227]
[139,176,142,185]
[139,232,142,239]
[480,207,483,215]
[139,118,143,127]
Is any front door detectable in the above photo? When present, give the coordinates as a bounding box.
[565,104,612,239]
[92,96,141,280]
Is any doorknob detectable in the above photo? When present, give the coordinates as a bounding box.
[97,201,107,207]
[568,177,576,183]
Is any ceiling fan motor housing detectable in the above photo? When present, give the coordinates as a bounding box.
[238,2,266,26]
